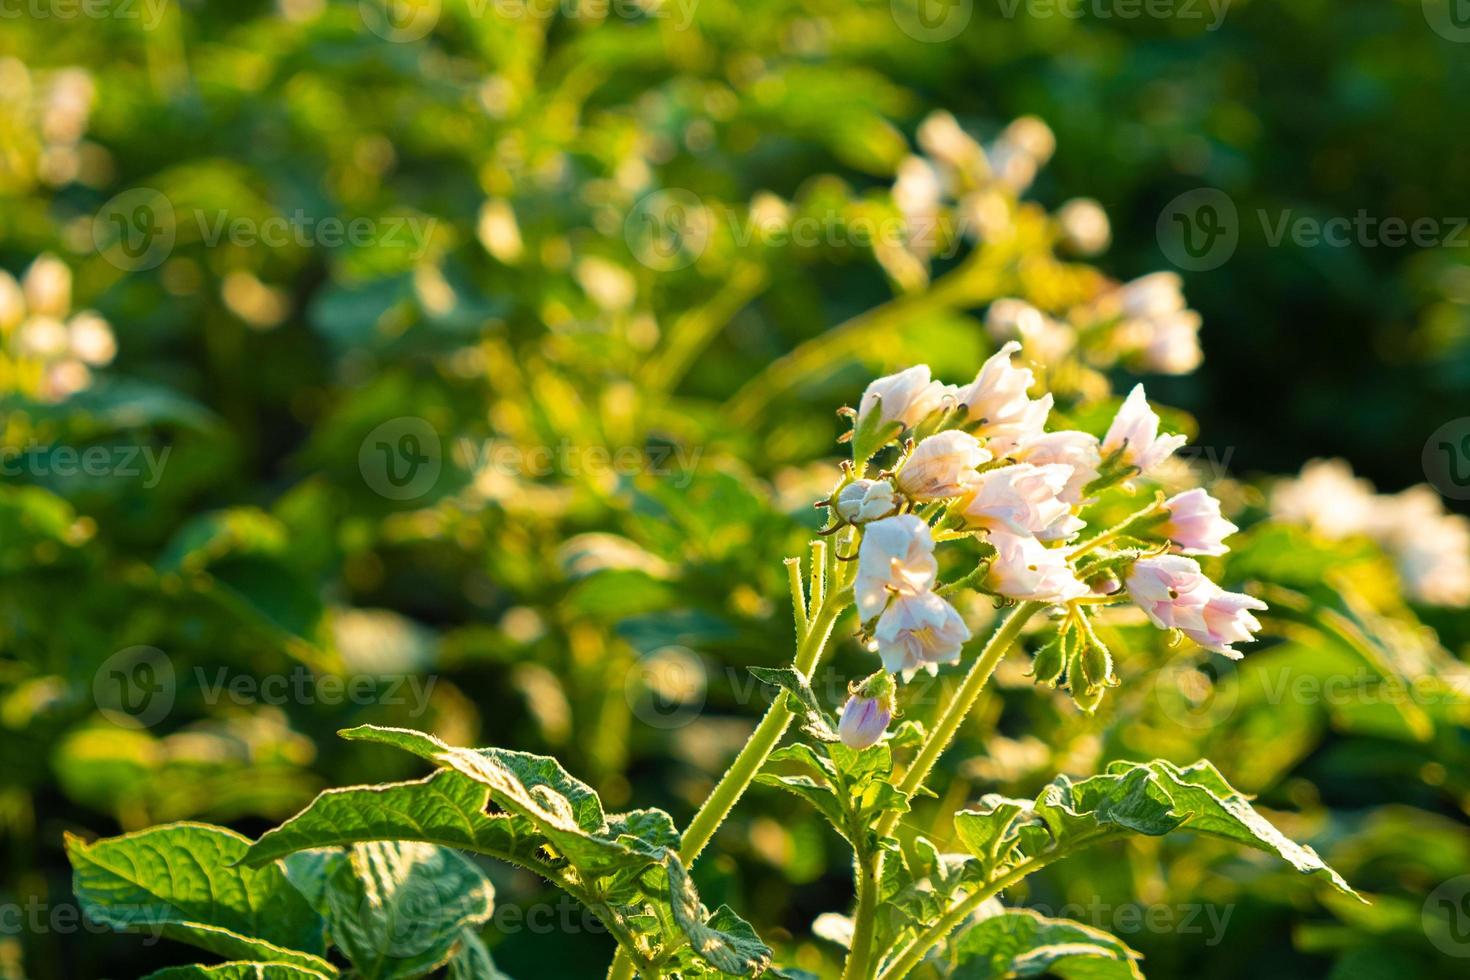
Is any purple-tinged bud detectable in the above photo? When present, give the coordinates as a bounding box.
[838,695,891,749]
[838,672,897,749]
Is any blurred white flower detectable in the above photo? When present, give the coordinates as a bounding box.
[1270,459,1377,537]
[22,253,71,319]
[15,315,70,359]
[1056,198,1111,255]
[67,311,115,365]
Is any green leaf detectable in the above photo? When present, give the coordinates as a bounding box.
[245,770,550,874]
[748,667,838,741]
[142,965,334,980]
[950,908,1144,980]
[849,399,903,467]
[447,929,511,980]
[954,759,1362,900]
[66,823,334,974]
[252,726,770,974]
[321,841,494,980]
[665,857,774,977]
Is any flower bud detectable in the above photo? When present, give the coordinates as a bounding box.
[835,479,901,525]
[838,674,896,749]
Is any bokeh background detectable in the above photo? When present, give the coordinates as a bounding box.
[3,0,1470,978]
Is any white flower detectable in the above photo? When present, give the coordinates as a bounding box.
[1160,488,1238,556]
[985,299,1074,364]
[855,514,938,621]
[988,116,1054,194]
[1117,272,1186,320]
[953,342,1053,453]
[1269,459,1376,538]
[1015,430,1101,505]
[916,110,987,184]
[874,591,972,679]
[1367,486,1470,607]
[1125,556,1215,632]
[67,311,115,366]
[895,431,990,501]
[858,365,949,432]
[1056,198,1111,255]
[959,463,1079,539]
[835,479,901,525]
[1102,385,1187,475]
[22,253,71,319]
[14,315,69,359]
[1180,590,1268,659]
[1139,310,1203,375]
[985,531,1089,602]
[894,156,943,260]
[956,341,1032,425]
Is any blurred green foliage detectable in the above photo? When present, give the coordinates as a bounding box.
[2,0,1469,978]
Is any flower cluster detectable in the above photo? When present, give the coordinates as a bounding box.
[0,254,116,403]
[883,111,1206,385]
[0,60,101,191]
[829,347,1265,702]
[1271,459,1470,606]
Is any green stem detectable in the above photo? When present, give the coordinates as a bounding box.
[840,846,881,980]
[876,601,1044,840]
[876,832,1112,980]
[678,594,844,863]
[607,583,850,980]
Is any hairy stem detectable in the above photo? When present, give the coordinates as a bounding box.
[840,845,881,980]
[876,832,1112,980]
[876,601,1044,839]
[608,572,852,980]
